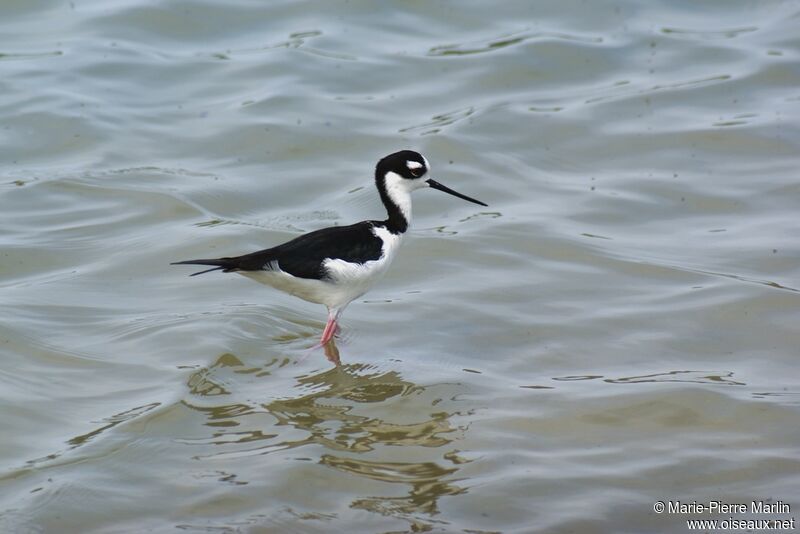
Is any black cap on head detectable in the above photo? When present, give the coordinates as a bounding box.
[376,150,429,180]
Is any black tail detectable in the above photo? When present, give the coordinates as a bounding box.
[171,258,238,277]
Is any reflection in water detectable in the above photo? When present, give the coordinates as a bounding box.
[192,469,248,486]
[323,339,340,366]
[182,352,467,529]
[0,400,165,488]
[322,455,465,517]
[18,402,162,470]
[606,370,745,386]
[752,391,800,403]
[660,25,758,39]
[552,370,745,386]
[399,106,475,135]
[427,29,603,57]
[65,402,163,447]
[630,258,799,294]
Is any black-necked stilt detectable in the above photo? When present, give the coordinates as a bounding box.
[172,150,487,348]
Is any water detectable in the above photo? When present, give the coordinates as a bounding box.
[2,0,799,532]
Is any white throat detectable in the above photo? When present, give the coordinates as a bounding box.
[383,171,414,225]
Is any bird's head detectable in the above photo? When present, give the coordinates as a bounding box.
[375,150,487,206]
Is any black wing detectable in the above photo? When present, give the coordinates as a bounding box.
[172,221,385,280]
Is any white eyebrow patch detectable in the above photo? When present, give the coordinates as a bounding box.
[406,160,424,170]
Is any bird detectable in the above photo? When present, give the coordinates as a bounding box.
[172,150,487,348]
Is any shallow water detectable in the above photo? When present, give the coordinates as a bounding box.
[2,1,800,532]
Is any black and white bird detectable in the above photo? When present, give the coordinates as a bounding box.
[172,150,487,347]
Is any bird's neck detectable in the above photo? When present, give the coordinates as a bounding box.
[377,173,411,234]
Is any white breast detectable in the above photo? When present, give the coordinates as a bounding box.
[321,226,403,309]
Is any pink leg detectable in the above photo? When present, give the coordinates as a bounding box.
[319,317,337,345]
[318,308,340,346]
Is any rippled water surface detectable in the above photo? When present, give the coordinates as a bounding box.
[2,1,800,532]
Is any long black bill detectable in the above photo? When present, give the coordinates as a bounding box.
[426,179,488,207]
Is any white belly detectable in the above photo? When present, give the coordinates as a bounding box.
[241,227,403,311]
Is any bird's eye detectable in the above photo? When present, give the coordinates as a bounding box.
[406,160,425,177]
